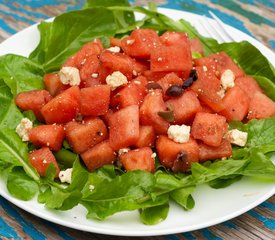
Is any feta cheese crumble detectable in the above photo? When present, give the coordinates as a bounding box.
[220,69,235,90]
[16,118,33,141]
[106,71,128,90]
[89,184,95,192]
[227,129,248,147]
[167,124,191,144]
[59,168,73,184]
[118,148,130,156]
[59,67,81,86]
[106,46,120,53]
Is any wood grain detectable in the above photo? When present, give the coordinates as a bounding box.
[0,1,274,239]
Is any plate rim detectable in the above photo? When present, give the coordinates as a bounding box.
[0,7,274,237]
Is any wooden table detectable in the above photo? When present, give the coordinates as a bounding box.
[0,1,274,239]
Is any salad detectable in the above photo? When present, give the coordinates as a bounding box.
[0,0,275,226]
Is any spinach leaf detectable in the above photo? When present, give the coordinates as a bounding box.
[84,0,135,31]
[30,8,117,72]
[252,76,275,101]
[7,167,38,201]
[0,80,23,129]
[0,128,39,181]
[140,202,169,225]
[0,54,44,96]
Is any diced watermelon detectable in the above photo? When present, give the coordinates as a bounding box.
[80,85,111,116]
[166,90,202,124]
[219,86,250,121]
[63,39,103,68]
[159,31,189,47]
[29,124,65,151]
[134,125,156,148]
[198,139,232,162]
[79,54,100,84]
[41,86,80,124]
[29,147,60,177]
[235,76,262,99]
[191,67,224,112]
[157,72,183,100]
[120,147,155,173]
[150,44,192,74]
[65,117,108,154]
[191,112,228,147]
[111,76,147,109]
[81,140,116,171]
[100,51,134,80]
[15,90,52,122]
[194,51,244,78]
[109,105,140,150]
[140,89,170,134]
[43,73,69,96]
[156,135,199,172]
[121,29,161,58]
[190,38,204,55]
[247,92,275,119]
[110,37,122,48]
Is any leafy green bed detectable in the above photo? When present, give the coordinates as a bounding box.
[0,0,274,225]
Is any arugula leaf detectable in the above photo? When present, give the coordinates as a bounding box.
[140,203,169,225]
[0,128,39,181]
[30,8,117,72]
[0,54,44,96]
[170,186,195,210]
[208,175,242,189]
[7,167,38,201]
[81,170,159,220]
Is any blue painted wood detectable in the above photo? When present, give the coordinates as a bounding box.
[0,1,274,239]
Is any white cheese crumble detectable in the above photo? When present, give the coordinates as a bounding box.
[217,88,225,99]
[126,39,135,45]
[89,184,95,192]
[227,129,248,147]
[220,69,235,90]
[16,118,33,141]
[106,46,121,53]
[167,124,191,144]
[59,168,73,184]
[118,148,130,156]
[91,73,98,78]
[59,67,81,86]
[106,71,128,90]
[151,153,157,159]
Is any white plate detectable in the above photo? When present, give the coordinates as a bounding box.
[0,8,274,237]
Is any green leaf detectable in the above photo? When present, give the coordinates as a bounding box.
[84,0,135,31]
[45,187,81,210]
[7,167,38,201]
[54,148,79,169]
[208,175,243,189]
[242,149,275,180]
[30,8,117,72]
[214,41,275,82]
[0,54,44,95]
[191,159,247,185]
[170,186,195,210]
[0,128,39,181]
[0,80,24,129]
[81,170,158,220]
[252,75,275,101]
[140,202,169,225]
